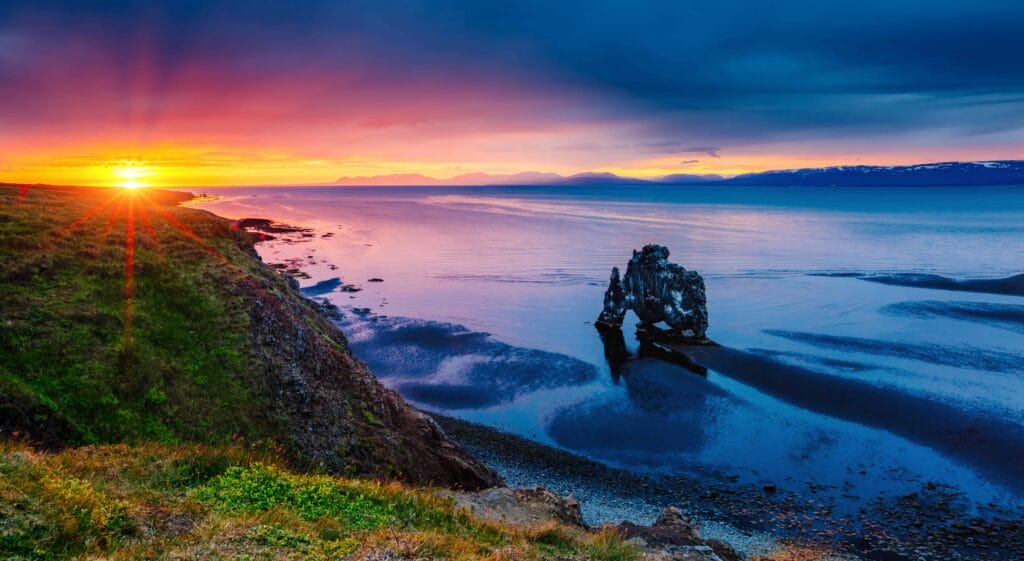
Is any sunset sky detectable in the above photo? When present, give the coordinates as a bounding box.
[2,0,1023,187]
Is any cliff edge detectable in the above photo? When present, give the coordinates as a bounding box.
[0,185,496,489]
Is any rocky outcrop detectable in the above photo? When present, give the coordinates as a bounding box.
[597,245,709,340]
[611,507,742,561]
[448,487,585,528]
[612,507,700,547]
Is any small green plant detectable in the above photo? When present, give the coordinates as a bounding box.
[246,524,313,548]
[245,524,360,558]
[362,409,381,425]
[143,386,168,405]
[34,471,135,554]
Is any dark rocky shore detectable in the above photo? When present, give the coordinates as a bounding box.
[432,407,1024,561]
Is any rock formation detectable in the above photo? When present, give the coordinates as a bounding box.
[612,506,742,561]
[597,244,708,340]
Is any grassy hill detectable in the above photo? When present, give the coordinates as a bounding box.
[0,185,493,488]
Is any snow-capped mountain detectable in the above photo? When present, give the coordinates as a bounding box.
[719,161,1024,186]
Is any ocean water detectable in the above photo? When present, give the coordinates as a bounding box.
[193,184,1024,518]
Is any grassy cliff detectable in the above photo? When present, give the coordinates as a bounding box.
[0,185,494,488]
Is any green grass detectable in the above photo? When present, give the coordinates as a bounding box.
[0,442,644,561]
[194,462,504,539]
[0,186,280,447]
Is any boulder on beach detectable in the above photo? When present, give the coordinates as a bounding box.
[597,244,708,340]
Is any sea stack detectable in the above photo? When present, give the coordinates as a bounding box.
[596,244,709,341]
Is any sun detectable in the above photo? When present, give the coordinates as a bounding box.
[113,166,152,189]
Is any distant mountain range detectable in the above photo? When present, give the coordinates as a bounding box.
[721,160,1024,186]
[332,171,565,186]
[334,160,1024,187]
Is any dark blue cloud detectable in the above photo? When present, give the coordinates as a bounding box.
[681,146,720,159]
[2,0,1022,152]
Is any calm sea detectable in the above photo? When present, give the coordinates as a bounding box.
[194,184,1024,517]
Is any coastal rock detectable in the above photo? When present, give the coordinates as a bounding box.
[611,506,700,547]
[449,487,586,528]
[611,507,739,561]
[235,217,310,234]
[597,245,708,340]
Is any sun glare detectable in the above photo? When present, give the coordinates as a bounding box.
[113,166,152,189]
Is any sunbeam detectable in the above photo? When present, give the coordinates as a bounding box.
[137,196,161,250]
[123,195,136,342]
[51,189,128,241]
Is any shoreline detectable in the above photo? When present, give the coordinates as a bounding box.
[431,413,781,555]
[215,203,1024,561]
[430,413,1024,561]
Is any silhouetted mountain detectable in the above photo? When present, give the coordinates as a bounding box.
[658,173,724,184]
[332,160,1024,187]
[334,171,566,186]
[448,171,566,185]
[557,172,654,185]
[499,171,566,184]
[333,173,439,186]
